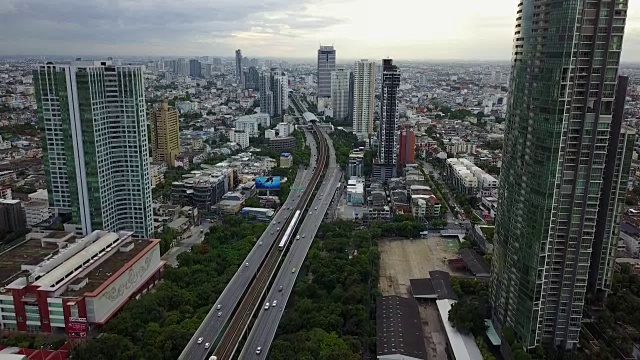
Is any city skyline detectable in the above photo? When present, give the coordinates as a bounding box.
[4,0,640,62]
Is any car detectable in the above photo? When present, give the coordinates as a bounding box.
[302,234,306,238]
[296,235,300,241]
[245,262,249,267]
[217,304,222,310]
[309,211,312,215]
[292,268,296,273]
[197,337,203,344]
[204,343,210,349]
[217,312,222,317]
[256,347,262,354]
[264,302,270,310]
[278,285,283,292]
[272,300,277,307]
[315,207,318,210]
[259,241,263,245]
[277,227,281,231]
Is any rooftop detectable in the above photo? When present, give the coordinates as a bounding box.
[436,299,483,360]
[410,270,458,300]
[0,239,59,286]
[62,238,152,297]
[376,296,427,360]
[459,249,491,277]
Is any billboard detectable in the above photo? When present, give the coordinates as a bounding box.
[67,317,87,338]
[255,176,281,190]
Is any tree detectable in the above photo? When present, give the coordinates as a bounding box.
[448,298,486,335]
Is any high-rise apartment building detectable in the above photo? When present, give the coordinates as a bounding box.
[374,59,400,180]
[149,102,180,167]
[176,58,188,77]
[317,46,336,100]
[235,49,243,80]
[34,61,153,238]
[331,68,350,121]
[259,69,288,118]
[491,0,633,350]
[189,59,202,78]
[398,126,416,171]
[352,60,375,138]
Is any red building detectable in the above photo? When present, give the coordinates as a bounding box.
[0,230,163,335]
[398,127,416,170]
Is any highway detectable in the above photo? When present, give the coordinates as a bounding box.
[211,122,329,359]
[239,129,341,358]
[178,142,319,360]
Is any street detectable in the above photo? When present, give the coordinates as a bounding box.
[163,222,213,267]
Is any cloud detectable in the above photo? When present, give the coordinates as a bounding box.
[0,0,342,56]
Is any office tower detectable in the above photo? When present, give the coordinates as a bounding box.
[491,0,631,351]
[259,72,274,117]
[331,68,350,121]
[189,59,202,78]
[352,60,375,138]
[398,126,416,171]
[246,66,260,90]
[149,102,180,167]
[33,61,153,238]
[374,59,400,181]
[317,45,336,101]
[235,49,243,80]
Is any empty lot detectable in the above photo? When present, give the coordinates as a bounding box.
[379,236,461,297]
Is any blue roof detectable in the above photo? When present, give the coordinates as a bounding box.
[281,152,292,157]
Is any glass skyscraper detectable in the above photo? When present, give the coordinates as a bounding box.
[317,45,336,99]
[34,60,153,238]
[491,0,634,350]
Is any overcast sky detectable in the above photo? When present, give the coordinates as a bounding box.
[2,0,640,62]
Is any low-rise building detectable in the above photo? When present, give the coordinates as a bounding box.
[230,128,250,149]
[347,177,365,206]
[279,153,293,168]
[268,136,296,152]
[276,122,295,137]
[348,150,364,178]
[0,230,163,334]
[171,170,229,210]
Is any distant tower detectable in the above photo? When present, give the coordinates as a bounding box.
[331,68,350,122]
[317,45,336,107]
[235,49,243,80]
[149,102,180,167]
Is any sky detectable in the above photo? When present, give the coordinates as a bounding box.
[2,0,640,61]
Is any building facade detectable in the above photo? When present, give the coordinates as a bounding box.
[491,0,632,350]
[34,61,153,237]
[259,72,274,117]
[374,59,400,180]
[317,46,336,100]
[398,127,416,171]
[149,102,180,167]
[352,60,375,138]
[331,68,350,121]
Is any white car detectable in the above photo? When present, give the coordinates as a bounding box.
[217,312,222,317]
[245,262,249,267]
[205,343,210,349]
[217,304,222,310]
[197,337,203,344]
[256,347,262,354]
[272,300,277,307]
[264,302,270,310]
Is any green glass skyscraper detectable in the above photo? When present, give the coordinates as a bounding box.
[34,60,152,238]
[491,0,634,351]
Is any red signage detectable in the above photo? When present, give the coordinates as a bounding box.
[67,317,87,338]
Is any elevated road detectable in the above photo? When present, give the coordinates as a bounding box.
[179,141,319,360]
[240,129,341,358]
[211,121,329,360]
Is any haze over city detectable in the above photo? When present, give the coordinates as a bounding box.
[2,0,640,61]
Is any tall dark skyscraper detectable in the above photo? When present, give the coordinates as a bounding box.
[235,49,242,80]
[189,59,201,78]
[374,59,400,181]
[491,0,634,351]
[317,45,336,101]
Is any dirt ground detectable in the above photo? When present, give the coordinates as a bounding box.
[378,236,462,360]
[378,236,462,297]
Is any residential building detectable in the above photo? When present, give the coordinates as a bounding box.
[398,127,416,171]
[0,200,25,233]
[229,129,249,149]
[352,60,375,138]
[444,141,476,155]
[235,49,242,80]
[317,45,336,101]
[272,70,289,117]
[149,102,180,167]
[0,230,163,333]
[265,129,276,139]
[259,72,274,117]
[277,122,294,137]
[491,1,633,350]
[235,113,271,136]
[189,59,201,78]
[280,153,293,168]
[374,59,400,181]
[331,68,350,121]
[348,150,365,178]
[34,61,153,237]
